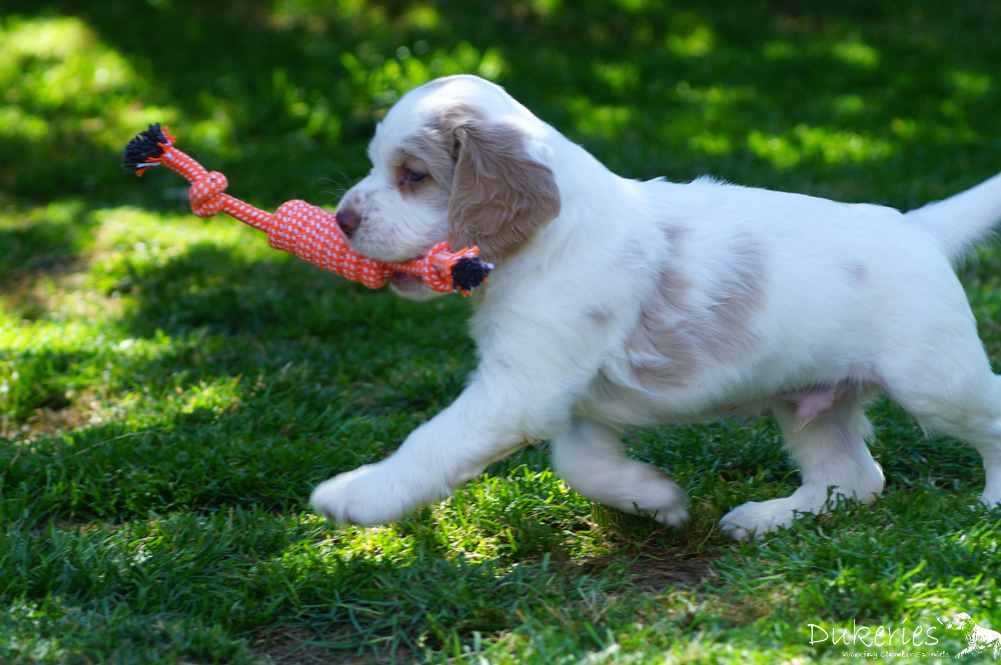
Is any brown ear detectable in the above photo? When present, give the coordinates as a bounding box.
[444,107,561,264]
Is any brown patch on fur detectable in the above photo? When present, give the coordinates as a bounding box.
[399,128,457,189]
[388,147,451,212]
[586,306,614,325]
[626,230,766,388]
[843,260,868,286]
[423,103,561,264]
[664,224,688,246]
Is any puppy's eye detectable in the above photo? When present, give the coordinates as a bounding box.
[404,170,426,183]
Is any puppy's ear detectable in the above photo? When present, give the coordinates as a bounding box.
[443,106,561,264]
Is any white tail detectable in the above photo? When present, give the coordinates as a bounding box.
[906,171,1001,261]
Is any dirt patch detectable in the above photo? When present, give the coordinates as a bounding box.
[574,550,715,591]
[4,403,91,441]
[248,627,413,665]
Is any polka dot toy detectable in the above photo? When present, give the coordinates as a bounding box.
[123,124,492,295]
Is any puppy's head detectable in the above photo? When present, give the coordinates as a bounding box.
[337,75,561,299]
[945,613,974,631]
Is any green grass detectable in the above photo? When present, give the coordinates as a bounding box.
[2,1,1001,663]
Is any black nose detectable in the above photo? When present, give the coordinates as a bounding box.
[337,206,361,237]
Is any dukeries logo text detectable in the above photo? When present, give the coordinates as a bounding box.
[807,613,1000,660]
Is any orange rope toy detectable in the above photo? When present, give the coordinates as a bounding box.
[122,124,492,295]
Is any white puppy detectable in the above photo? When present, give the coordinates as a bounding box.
[312,74,1001,538]
[945,613,1001,658]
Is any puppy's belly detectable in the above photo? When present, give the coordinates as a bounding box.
[777,386,842,420]
[575,370,870,428]
[575,373,771,427]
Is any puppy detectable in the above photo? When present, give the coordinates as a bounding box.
[312,74,1001,538]
[945,613,1001,658]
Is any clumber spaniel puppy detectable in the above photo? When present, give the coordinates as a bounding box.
[944,613,1001,659]
[312,74,1001,538]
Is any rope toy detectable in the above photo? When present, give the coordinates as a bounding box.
[122,124,492,295]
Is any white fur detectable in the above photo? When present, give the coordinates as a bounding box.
[945,613,1001,659]
[312,75,1001,538]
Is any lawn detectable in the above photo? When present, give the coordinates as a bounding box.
[2,1,1001,663]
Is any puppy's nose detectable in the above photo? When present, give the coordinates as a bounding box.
[336,206,361,238]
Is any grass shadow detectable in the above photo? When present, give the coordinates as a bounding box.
[4,0,999,212]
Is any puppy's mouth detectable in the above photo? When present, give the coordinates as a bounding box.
[385,242,442,291]
[389,269,426,292]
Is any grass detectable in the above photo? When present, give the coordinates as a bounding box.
[2,0,1001,662]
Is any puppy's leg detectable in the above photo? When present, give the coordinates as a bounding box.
[310,374,560,524]
[887,368,1001,509]
[311,384,527,526]
[550,418,688,526]
[720,395,884,539]
[870,270,1001,509]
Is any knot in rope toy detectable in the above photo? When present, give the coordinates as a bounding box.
[122,124,492,295]
[189,171,229,218]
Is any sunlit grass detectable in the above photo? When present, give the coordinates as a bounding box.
[747,125,894,170]
[0,16,156,149]
[665,14,715,59]
[341,41,508,111]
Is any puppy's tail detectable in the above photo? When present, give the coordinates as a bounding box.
[906,171,1001,261]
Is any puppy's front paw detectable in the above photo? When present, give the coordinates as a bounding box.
[718,497,800,540]
[310,463,411,526]
[636,469,689,527]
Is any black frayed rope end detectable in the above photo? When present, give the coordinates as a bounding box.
[123,123,170,174]
[450,257,493,294]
